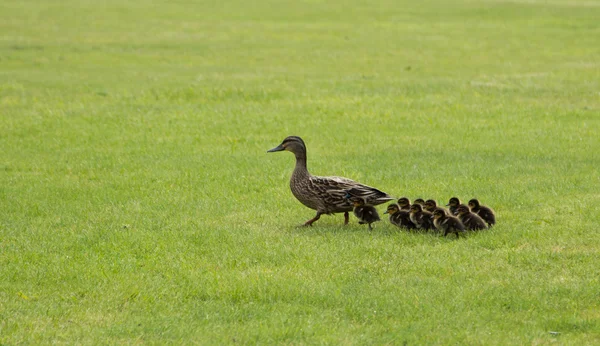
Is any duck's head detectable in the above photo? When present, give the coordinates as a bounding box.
[433,209,445,220]
[414,198,425,206]
[424,199,437,211]
[267,136,306,156]
[410,204,422,213]
[446,197,461,207]
[397,197,410,208]
[456,205,470,215]
[384,204,399,215]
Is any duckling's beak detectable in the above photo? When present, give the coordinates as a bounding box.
[383,210,389,214]
[267,144,285,153]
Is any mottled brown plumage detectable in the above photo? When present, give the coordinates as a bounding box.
[384,204,416,230]
[468,199,496,227]
[267,136,393,226]
[457,205,488,231]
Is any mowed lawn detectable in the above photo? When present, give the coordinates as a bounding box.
[1,0,600,344]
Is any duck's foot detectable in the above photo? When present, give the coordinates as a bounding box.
[303,213,322,227]
[344,212,349,225]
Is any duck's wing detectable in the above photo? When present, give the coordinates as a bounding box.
[307,175,393,212]
[306,175,356,212]
[344,185,394,206]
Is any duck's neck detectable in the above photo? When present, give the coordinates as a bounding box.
[291,151,310,181]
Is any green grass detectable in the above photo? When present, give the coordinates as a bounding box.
[2,0,600,344]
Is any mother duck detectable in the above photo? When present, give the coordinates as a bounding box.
[267,136,394,226]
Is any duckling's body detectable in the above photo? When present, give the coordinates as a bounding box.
[457,205,488,231]
[384,204,416,230]
[468,199,496,226]
[433,209,465,238]
[352,199,381,230]
[409,204,434,231]
[268,136,394,226]
[446,197,461,216]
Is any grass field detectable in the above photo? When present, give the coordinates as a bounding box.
[2,0,600,344]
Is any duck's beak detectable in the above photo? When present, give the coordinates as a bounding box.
[383,210,389,214]
[267,144,285,153]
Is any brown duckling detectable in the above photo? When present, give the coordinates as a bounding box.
[413,198,426,206]
[424,199,449,215]
[397,197,411,210]
[446,197,461,216]
[468,199,496,227]
[433,209,465,238]
[456,205,488,231]
[409,204,434,231]
[351,198,381,230]
[384,204,416,230]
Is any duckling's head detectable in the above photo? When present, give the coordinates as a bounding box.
[398,197,410,207]
[352,198,365,207]
[410,204,422,213]
[414,198,425,206]
[384,204,399,215]
[433,209,445,220]
[446,197,461,207]
[424,199,437,211]
[456,205,470,215]
[468,199,481,209]
[267,136,307,157]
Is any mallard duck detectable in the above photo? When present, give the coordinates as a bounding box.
[433,209,465,238]
[456,205,488,231]
[267,136,394,226]
[397,197,411,210]
[384,203,416,230]
[424,199,449,215]
[446,197,461,216]
[409,203,435,231]
[351,198,381,230]
[468,199,496,227]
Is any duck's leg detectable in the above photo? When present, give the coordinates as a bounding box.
[304,212,322,227]
[344,212,349,225]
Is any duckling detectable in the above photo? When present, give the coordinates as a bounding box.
[446,197,461,216]
[409,203,434,231]
[384,204,416,230]
[456,205,488,231]
[397,197,411,210]
[468,199,496,226]
[413,198,425,206]
[351,198,380,230]
[433,209,465,238]
[424,199,449,215]
[267,136,394,226]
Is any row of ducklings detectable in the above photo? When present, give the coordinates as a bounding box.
[351,197,496,238]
